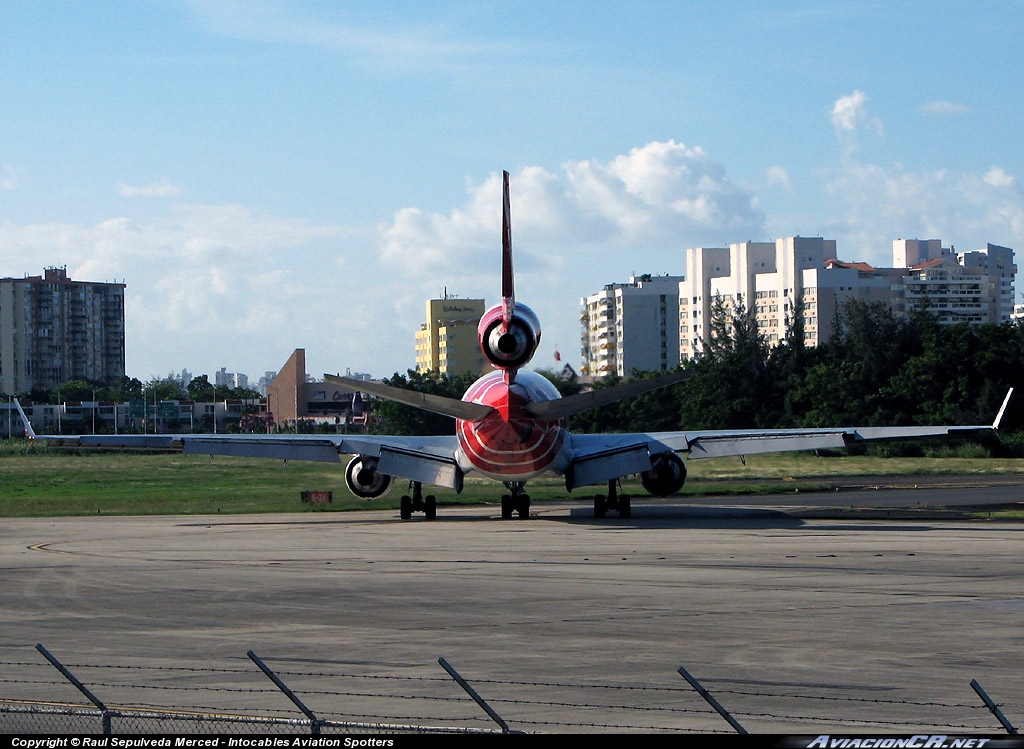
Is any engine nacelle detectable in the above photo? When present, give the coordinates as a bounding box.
[640,452,687,497]
[345,455,393,499]
[478,301,542,370]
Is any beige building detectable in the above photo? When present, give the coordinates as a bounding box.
[0,266,125,394]
[414,297,487,375]
[265,348,367,425]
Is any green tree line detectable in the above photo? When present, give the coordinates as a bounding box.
[9,374,262,405]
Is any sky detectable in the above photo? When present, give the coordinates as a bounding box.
[1,1,1022,383]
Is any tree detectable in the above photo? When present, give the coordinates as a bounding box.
[187,374,215,401]
[144,377,185,402]
[677,297,774,429]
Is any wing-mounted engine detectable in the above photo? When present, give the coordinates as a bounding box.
[478,301,542,370]
[345,455,393,498]
[640,452,687,497]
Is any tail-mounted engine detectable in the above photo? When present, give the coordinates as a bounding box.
[345,455,393,499]
[640,452,687,497]
[478,301,542,370]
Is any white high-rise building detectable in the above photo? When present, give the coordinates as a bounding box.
[580,275,683,377]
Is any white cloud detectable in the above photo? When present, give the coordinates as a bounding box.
[567,141,762,239]
[184,0,514,69]
[919,100,970,116]
[382,141,760,263]
[831,90,884,136]
[984,166,1016,189]
[1,166,18,191]
[766,166,792,189]
[118,181,184,198]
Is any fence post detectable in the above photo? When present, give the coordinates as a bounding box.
[35,644,112,734]
[247,650,322,734]
[438,657,518,733]
[970,679,1019,734]
[677,665,747,734]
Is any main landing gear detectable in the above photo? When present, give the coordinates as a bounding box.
[400,481,436,520]
[500,481,531,520]
[594,479,631,519]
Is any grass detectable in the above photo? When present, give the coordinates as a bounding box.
[1,441,1023,518]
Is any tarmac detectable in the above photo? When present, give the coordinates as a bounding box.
[1,480,1022,733]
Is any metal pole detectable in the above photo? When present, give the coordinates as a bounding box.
[36,643,112,733]
[438,657,517,733]
[247,650,321,735]
[971,679,1019,734]
[677,665,747,734]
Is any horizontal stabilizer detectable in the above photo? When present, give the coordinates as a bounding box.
[525,370,690,421]
[325,374,495,422]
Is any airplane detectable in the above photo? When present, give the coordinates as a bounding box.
[15,171,1013,521]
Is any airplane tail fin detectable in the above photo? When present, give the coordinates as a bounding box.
[13,399,36,439]
[501,169,514,332]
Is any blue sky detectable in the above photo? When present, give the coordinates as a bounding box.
[1,1,1022,383]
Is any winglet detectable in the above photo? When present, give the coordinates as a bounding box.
[500,169,514,333]
[13,399,36,439]
[993,387,1013,430]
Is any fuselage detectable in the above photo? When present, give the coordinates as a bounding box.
[455,369,570,481]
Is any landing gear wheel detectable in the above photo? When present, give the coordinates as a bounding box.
[595,481,630,518]
[425,495,436,520]
[501,482,530,520]
[400,495,412,520]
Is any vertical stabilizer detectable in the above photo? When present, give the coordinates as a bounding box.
[501,170,514,331]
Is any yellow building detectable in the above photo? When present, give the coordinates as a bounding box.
[415,297,487,375]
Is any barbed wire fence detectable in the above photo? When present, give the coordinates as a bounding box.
[0,644,1019,734]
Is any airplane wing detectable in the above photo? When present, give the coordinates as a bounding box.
[21,411,465,492]
[563,388,1012,490]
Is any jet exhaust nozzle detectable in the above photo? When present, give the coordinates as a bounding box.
[478,301,541,370]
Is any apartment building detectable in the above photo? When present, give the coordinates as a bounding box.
[0,266,125,394]
[677,237,1015,359]
[582,237,1016,374]
[580,275,683,377]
